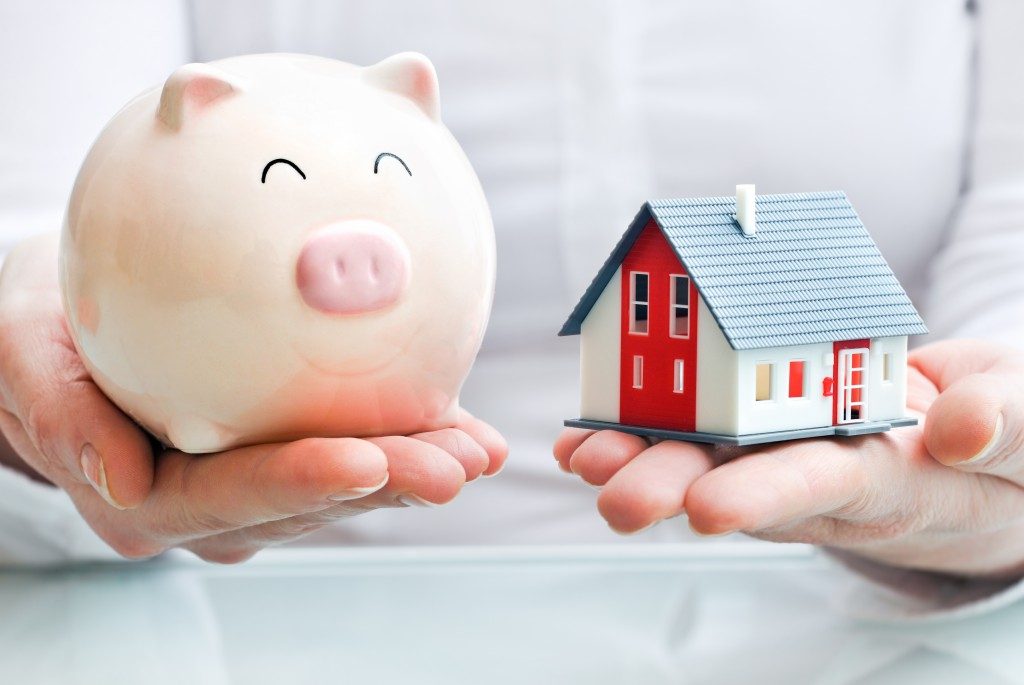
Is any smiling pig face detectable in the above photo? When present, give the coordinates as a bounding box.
[60,53,495,453]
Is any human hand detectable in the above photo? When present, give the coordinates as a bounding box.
[555,339,1024,577]
[0,233,507,562]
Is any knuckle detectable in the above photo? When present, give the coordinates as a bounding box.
[22,396,65,465]
[21,378,98,471]
[274,518,326,539]
[849,516,920,542]
[175,503,235,538]
[171,459,236,536]
[835,487,923,540]
[596,487,645,529]
[100,529,166,560]
[943,476,1011,533]
[439,429,481,462]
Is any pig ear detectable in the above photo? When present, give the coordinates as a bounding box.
[157,63,242,131]
[363,52,440,122]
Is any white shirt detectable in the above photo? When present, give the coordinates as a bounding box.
[1,0,1023,614]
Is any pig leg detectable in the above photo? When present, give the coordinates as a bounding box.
[165,414,237,454]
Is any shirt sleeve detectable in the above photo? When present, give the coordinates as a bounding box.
[0,464,122,565]
[834,0,1024,621]
[0,0,190,564]
[924,0,1024,346]
[827,548,1024,622]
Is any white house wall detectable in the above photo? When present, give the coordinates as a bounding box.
[866,336,908,421]
[736,342,833,435]
[695,299,739,434]
[579,267,621,422]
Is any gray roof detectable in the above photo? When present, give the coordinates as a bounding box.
[559,190,927,350]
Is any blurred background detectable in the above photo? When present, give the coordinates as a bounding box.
[5,0,1016,548]
[2,1,1023,682]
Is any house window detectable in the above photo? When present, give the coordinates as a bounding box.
[788,360,805,398]
[629,272,649,334]
[633,355,644,389]
[882,353,893,383]
[755,363,773,401]
[670,275,690,338]
[673,359,684,393]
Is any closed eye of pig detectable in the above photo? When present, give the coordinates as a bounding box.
[261,158,306,183]
[373,152,412,176]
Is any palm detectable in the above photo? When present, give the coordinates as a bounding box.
[555,340,1024,577]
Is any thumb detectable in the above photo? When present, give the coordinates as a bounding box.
[0,314,154,509]
[924,371,1024,481]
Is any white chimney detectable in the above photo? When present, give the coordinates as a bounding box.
[736,184,756,236]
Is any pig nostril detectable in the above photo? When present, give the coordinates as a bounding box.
[370,257,380,282]
[333,258,346,279]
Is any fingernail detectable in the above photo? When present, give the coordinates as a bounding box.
[963,414,1005,464]
[327,474,389,502]
[80,444,125,510]
[397,493,439,508]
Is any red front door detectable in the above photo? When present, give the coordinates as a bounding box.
[619,221,698,431]
[832,339,869,425]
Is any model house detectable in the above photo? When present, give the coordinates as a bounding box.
[559,186,927,446]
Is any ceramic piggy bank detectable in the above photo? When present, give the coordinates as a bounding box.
[59,53,495,453]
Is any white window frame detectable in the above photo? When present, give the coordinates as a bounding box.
[673,359,685,394]
[632,355,644,389]
[882,352,893,384]
[669,274,691,339]
[755,362,774,402]
[629,271,650,336]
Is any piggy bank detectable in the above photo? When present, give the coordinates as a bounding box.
[59,53,495,453]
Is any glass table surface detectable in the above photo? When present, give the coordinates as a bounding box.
[0,543,1019,684]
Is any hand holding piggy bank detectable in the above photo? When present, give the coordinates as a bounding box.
[60,52,495,453]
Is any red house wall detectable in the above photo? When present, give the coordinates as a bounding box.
[619,221,698,431]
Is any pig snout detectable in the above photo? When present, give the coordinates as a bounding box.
[296,221,410,315]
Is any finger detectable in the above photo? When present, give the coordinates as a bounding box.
[567,430,648,486]
[553,428,594,473]
[925,371,1024,482]
[596,441,715,533]
[684,433,931,536]
[0,312,153,508]
[261,435,472,525]
[364,435,466,505]
[453,410,509,476]
[145,437,389,542]
[409,427,489,481]
[911,339,1024,391]
[184,435,472,560]
[906,364,940,414]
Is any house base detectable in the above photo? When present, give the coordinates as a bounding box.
[562,417,919,447]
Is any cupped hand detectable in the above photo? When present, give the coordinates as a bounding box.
[0,233,507,563]
[555,339,1024,577]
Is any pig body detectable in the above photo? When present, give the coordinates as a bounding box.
[60,53,495,453]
